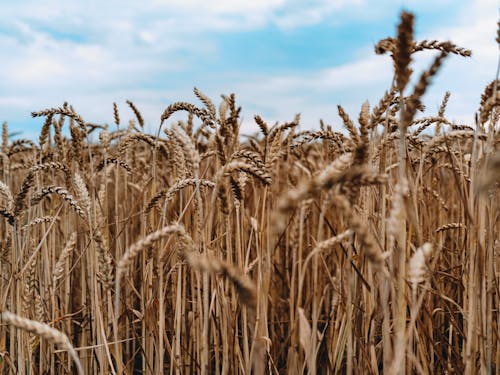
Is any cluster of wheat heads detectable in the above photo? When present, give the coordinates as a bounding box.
[0,10,499,375]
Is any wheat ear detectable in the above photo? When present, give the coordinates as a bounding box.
[0,310,83,375]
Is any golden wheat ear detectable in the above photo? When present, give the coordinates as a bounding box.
[0,311,84,375]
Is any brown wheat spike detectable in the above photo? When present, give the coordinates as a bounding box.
[10,163,31,172]
[127,119,135,131]
[69,124,84,164]
[402,50,449,129]
[424,131,487,152]
[217,183,230,216]
[109,129,127,141]
[26,305,43,350]
[438,92,451,117]
[30,186,86,218]
[214,133,227,164]
[194,87,216,120]
[145,178,215,213]
[10,139,37,150]
[427,145,467,157]
[34,291,44,323]
[354,101,370,165]
[53,116,65,160]
[0,150,8,169]
[0,310,84,375]
[254,115,269,137]
[13,171,35,217]
[479,91,500,125]
[113,102,120,126]
[387,178,408,248]
[436,223,464,232]
[318,153,353,181]
[126,100,144,128]
[178,112,194,137]
[436,91,451,134]
[0,180,14,211]
[221,93,241,135]
[231,149,266,171]
[160,101,215,129]
[39,113,54,150]
[169,125,200,174]
[375,37,471,58]
[73,172,90,214]
[313,229,354,253]
[370,90,395,128]
[99,128,110,151]
[408,242,433,289]
[411,116,456,136]
[116,224,193,279]
[23,216,60,230]
[412,119,439,137]
[337,105,360,143]
[451,124,474,131]
[395,11,414,92]
[1,121,7,153]
[290,130,346,151]
[266,117,299,167]
[52,232,78,288]
[166,130,189,178]
[185,252,257,309]
[229,176,243,202]
[248,138,263,155]
[374,37,397,55]
[0,209,15,226]
[22,250,38,313]
[32,106,86,132]
[8,145,36,158]
[93,228,114,289]
[480,80,499,109]
[86,123,106,133]
[96,158,131,173]
[30,161,70,176]
[413,40,471,57]
[423,188,450,212]
[177,119,190,138]
[218,97,229,125]
[268,114,300,143]
[117,132,157,155]
[221,161,272,186]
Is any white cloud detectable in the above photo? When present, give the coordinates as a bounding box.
[1,0,361,130]
[152,0,285,14]
[273,0,364,29]
[1,0,498,139]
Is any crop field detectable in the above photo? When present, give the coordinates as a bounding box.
[0,11,499,375]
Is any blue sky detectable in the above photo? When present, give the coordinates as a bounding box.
[1,0,498,138]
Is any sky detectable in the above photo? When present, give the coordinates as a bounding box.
[0,0,498,138]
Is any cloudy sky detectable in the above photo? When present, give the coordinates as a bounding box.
[1,0,498,138]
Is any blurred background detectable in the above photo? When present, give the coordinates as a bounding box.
[0,0,497,138]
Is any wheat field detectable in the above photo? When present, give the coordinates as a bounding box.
[0,11,499,374]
